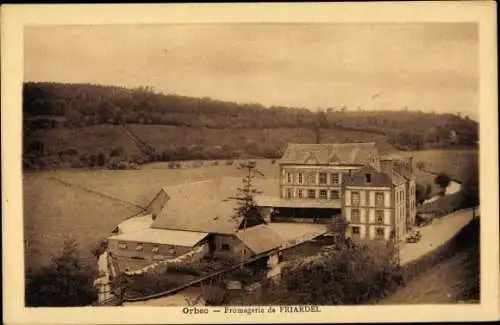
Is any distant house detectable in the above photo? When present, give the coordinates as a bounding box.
[256,143,416,241]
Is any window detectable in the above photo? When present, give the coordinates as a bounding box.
[298,173,304,184]
[375,192,384,207]
[331,173,340,185]
[331,190,340,199]
[286,188,293,199]
[221,244,230,251]
[365,173,372,183]
[319,173,327,184]
[352,191,361,205]
[306,172,316,185]
[319,189,327,200]
[152,246,160,253]
[352,226,360,235]
[307,189,316,199]
[286,172,293,184]
[118,242,127,249]
[136,243,143,251]
[169,247,176,255]
[297,189,303,199]
[376,227,385,238]
[351,209,360,223]
[375,210,384,224]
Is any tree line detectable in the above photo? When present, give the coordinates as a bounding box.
[23,82,479,170]
[24,82,478,144]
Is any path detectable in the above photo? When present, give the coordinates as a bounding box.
[422,180,461,205]
[47,176,145,210]
[399,207,476,266]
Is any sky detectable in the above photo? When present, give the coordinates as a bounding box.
[24,23,479,119]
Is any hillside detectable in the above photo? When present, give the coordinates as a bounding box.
[23,82,479,170]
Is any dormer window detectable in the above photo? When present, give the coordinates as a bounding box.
[365,173,372,183]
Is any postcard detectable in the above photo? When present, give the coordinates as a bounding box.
[2,2,498,324]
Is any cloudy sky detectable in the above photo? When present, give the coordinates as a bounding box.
[24,23,479,119]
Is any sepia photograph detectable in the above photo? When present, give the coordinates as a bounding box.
[2,2,498,324]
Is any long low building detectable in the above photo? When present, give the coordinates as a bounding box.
[107,178,326,271]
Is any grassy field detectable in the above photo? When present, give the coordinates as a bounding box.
[23,174,142,272]
[401,148,479,183]
[23,160,279,272]
[32,124,393,168]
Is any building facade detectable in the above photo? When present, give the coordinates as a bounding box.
[266,143,416,241]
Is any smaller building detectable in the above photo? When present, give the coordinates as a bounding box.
[107,228,209,262]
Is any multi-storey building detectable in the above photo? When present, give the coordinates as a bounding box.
[258,143,416,241]
[342,160,408,241]
[274,143,380,219]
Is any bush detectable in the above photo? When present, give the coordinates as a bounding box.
[435,172,452,189]
[110,146,124,158]
[263,241,404,305]
[226,160,234,166]
[271,159,276,164]
[212,161,219,166]
[117,161,129,170]
[25,240,97,307]
[128,162,140,170]
[416,160,425,171]
[167,265,201,276]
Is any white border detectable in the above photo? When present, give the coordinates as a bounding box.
[2,2,498,324]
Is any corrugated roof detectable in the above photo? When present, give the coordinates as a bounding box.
[108,228,208,247]
[151,177,278,234]
[236,224,284,255]
[280,143,379,165]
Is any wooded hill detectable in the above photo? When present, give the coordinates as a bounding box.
[23,82,479,170]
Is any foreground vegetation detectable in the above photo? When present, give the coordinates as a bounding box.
[25,240,97,307]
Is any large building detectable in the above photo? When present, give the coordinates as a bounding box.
[257,143,416,241]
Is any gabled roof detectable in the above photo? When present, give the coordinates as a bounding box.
[344,165,406,187]
[108,228,208,247]
[151,177,279,234]
[280,143,379,165]
[152,198,240,234]
[236,224,284,255]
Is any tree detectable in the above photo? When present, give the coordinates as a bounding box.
[415,183,429,205]
[226,161,266,265]
[434,172,452,190]
[25,240,97,306]
[327,216,349,246]
[416,160,425,171]
[264,241,404,305]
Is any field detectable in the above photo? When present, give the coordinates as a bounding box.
[31,124,394,169]
[23,160,279,272]
[401,148,479,183]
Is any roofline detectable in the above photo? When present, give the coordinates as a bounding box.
[284,142,377,146]
[151,225,237,235]
[278,163,366,167]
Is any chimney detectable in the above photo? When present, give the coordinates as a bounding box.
[380,159,394,179]
[407,156,414,174]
